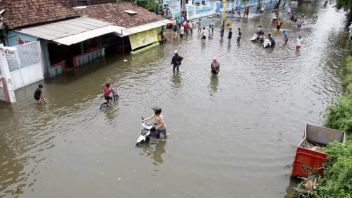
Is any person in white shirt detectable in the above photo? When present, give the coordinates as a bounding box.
[296,35,303,50]
[180,25,185,38]
[189,21,193,34]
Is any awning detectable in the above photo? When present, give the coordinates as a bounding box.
[54,26,124,45]
[122,19,170,36]
[16,17,125,45]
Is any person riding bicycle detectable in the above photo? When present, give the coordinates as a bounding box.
[143,107,167,139]
[103,83,114,107]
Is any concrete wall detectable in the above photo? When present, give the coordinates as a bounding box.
[0,78,6,102]
[11,64,44,90]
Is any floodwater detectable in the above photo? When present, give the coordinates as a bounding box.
[0,3,350,198]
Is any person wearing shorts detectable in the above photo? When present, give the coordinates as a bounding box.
[143,107,167,139]
[296,35,302,50]
[33,84,47,104]
[283,31,288,45]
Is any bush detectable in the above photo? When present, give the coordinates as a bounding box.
[136,0,161,12]
[325,96,352,135]
[342,56,352,95]
[317,141,352,198]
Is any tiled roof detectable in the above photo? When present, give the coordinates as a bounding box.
[75,2,165,28]
[61,0,116,7]
[0,0,79,29]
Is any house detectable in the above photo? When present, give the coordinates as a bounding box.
[74,2,168,54]
[0,0,167,79]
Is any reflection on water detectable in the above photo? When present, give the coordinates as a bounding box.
[142,141,166,166]
[104,108,118,125]
[171,73,182,90]
[210,74,219,94]
[151,141,166,165]
[237,41,241,48]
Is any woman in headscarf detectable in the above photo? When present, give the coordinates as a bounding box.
[211,57,220,75]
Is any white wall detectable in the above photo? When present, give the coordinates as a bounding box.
[5,41,44,90]
[0,79,6,102]
[11,63,43,90]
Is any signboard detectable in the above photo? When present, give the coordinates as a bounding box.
[3,47,18,72]
[186,3,216,20]
[129,29,159,50]
[163,0,181,19]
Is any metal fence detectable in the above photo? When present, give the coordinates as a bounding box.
[5,41,41,72]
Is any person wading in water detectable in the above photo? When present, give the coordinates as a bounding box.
[171,50,183,72]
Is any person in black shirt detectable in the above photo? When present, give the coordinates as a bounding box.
[34,84,47,104]
[228,28,233,43]
[171,50,183,72]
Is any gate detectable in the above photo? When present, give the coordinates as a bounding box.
[5,41,44,90]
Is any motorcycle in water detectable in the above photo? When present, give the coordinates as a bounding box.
[251,33,265,43]
[136,118,155,147]
[250,33,259,41]
[263,38,272,48]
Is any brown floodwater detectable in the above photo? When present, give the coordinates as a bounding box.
[0,3,350,198]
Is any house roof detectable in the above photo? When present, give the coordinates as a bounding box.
[60,0,116,7]
[0,0,79,29]
[74,2,165,28]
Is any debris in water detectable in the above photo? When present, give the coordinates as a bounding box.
[12,186,22,194]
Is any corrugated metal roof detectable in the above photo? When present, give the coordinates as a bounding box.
[16,17,168,45]
[54,26,124,45]
[16,17,118,44]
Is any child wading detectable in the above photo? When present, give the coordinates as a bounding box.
[296,35,303,51]
[283,30,288,45]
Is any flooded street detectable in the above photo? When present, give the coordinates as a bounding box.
[0,4,350,198]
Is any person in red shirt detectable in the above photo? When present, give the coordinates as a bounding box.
[103,83,114,107]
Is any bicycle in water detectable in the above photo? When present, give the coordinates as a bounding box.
[100,91,119,111]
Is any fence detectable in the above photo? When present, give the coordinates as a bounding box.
[5,41,44,90]
[73,48,105,68]
[48,60,66,78]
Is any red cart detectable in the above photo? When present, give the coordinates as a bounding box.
[291,124,346,178]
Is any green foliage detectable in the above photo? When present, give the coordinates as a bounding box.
[136,0,161,12]
[332,0,352,11]
[325,56,352,135]
[343,57,352,95]
[317,141,352,198]
[325,96,352,135]
[295,142,352,198]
